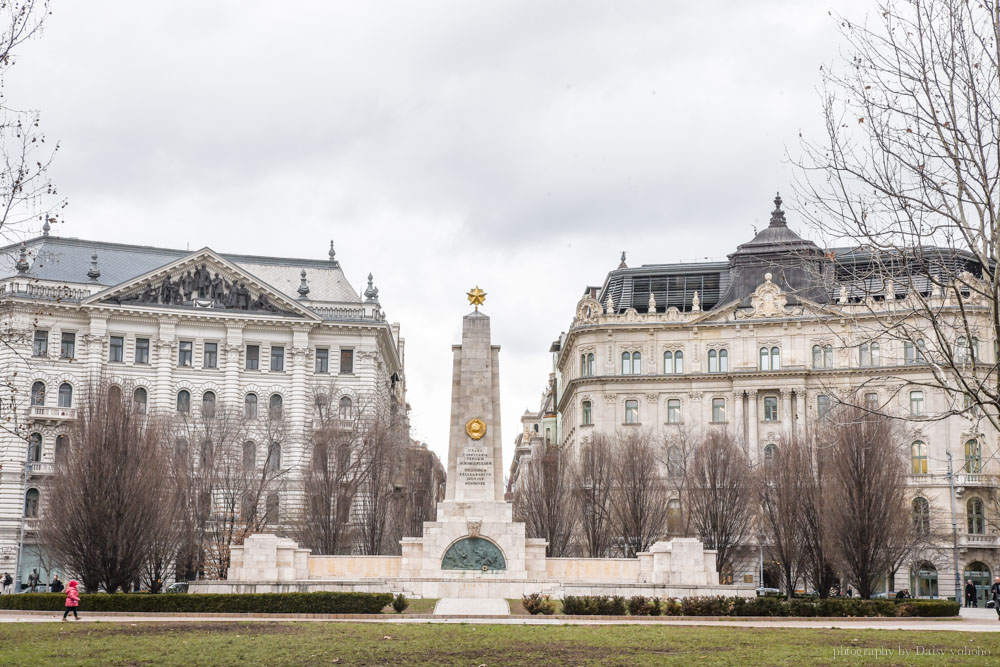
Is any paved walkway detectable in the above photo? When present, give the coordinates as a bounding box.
[0,607,994,630]
[433,598,509,615]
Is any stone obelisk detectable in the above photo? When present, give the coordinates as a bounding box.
[445,291,504,502]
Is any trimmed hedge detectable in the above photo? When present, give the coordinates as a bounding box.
[559,595,959,617]
[0,592,393,614]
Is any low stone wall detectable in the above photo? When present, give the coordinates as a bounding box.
[546,558,640,581]
[308,556,402,579]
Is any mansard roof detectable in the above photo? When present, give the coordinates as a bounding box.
[0,235,361,304]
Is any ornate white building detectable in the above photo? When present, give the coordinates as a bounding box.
[0,231,406,587]
[542,195,997,601]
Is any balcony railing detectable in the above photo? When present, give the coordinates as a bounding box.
[907,473,998,488]
[26,461,54,476]
[959,533,1000,548]
[29,406,78,421]
[22,517,42,533]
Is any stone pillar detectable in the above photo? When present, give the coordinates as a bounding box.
[85,315,107,379]
[733,390,745,445]
[154,319,176,408]
[794,389,806,443]
[747,390,759,463]
[781,389,792,439]
[289,327,311,460]
[222,325,244,409]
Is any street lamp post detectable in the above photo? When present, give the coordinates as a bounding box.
[946,452,961,603]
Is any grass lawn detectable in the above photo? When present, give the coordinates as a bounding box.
[0,622,997,666]
[379,597,437,614]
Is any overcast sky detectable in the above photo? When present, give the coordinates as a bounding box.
[9,0,870,472]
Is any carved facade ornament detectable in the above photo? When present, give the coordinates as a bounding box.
[466,520,482,538]
[605,292,615,315]
[737,272,788,319]
[691,291,701,312]
[665,306,681,321]
[604,394,618,403]
[575,297,602,323]
[645,393,658,403]
[648,291,656,312]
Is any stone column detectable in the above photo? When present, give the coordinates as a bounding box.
[85,315,107,379]
[794,389,806,443]
[289,328,311,447]
[781,389,793,440]
[154,319,176,408]
[733,390,745,445]
[747,390,759,463]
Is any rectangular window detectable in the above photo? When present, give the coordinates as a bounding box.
[109,336,124,363]
[315,348,329,373]
[33,330,48,357]
[817,395,831,418]
[270,345,284,371]
[60,332,76,359]
[246,344,259,370]
[178,340,193,367]
[865,392,879,410]
[904,341,915,364]
[135,337,150,364]
[340,348,354,374]
[910,390,924,416]
[624,399,639,424]
[582,401,592,426]
[763,396,778,422]
[203,342,218,369]
[667,399,681,424]
[711,398,726,423]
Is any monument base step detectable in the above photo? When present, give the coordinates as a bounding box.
[433,597,509,616]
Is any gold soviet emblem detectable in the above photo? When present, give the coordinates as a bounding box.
[465,418,487,440]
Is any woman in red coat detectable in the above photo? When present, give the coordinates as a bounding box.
[62,580,79,621]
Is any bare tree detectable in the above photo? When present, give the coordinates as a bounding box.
[611,429,671,558]
[797,433,839,598]
[796,0,1000,427]
[41,380,173,592]
[685,430,756,580]
[513,442,576,557]
[573,432,616,558]
[354,415,406,556]
[825,407,912,599]
[757,437,807,599]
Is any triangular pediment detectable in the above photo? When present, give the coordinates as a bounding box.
[82,248,320,320]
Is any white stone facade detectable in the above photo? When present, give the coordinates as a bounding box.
[0,235,405,587]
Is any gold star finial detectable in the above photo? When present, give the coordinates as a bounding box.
[467,286,487,311]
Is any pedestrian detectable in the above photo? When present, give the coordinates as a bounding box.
[61,580,79,621]
[966,579,978,608]
[27,568,40,593]
[846,587,852,598]
[1,572,12,595]
[991,577,1000,620]
[50,575,64,593]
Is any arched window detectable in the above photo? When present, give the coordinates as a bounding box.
[265,443,281,475]
[719,349,728,372]
[957,337,969,363]
[812,345,822,368]
[708,349,718,373]
[967,498,985,534]
[759,347,770,371]
[55,434,68,464]
[265,492,279,524]
[175,438,189,464]
[911,441,928,474]
[199,438,213,468]
[176,390,190,413]
[912,497,930,535]
[108,384,123,405]
[965,439,982,473]
[667,498,682,534]
[859,343,870,367]
[30,381,45,407]
[664,351,673,374]
[24,488,39,518]
[580,354,587,376]
[631,351,641,374]
[621,351,632,375]
[764,443,777,464]
[27,433,41,462]
[57,383,72,408]
[581,400,592,426]
[269,393,283,420]
[666,446,683,477]
[674,351,683,374]
[244,393,258,419]
[338,396,352,420]
[823,345,833,368]
[910,562,938,598]
[586,352,594,376]
[243,441,256,470]
[965,562,992,607]
[133,387,147,413]
[202,391,216,418]
[871,342,880,366]
[771,347,780,370]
